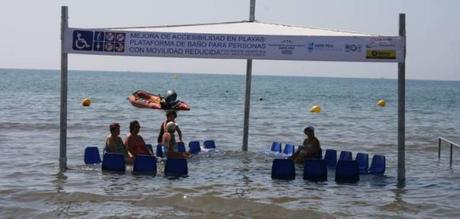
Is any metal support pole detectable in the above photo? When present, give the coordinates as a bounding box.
[397,13,406,183]
[242,60,253,151]
[242,0,256,151]
[249,0,256,22]
[438,138,441,159]
[60,6,68,171]
[450,144,453,167]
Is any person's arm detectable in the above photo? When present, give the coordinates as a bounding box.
[176,125,183,142]
[157,123,164,144]
[104,137,110,153]
[139,135,152,155]
[124,136,133,156]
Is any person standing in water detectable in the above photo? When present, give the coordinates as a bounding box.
[157,110,183,144]
[162,121,190,159]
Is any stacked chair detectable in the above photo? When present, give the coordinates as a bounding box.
[271,159,296,180]
[283,144,295,156]
[303,159,327,181]
[203,140,216,149]
[102,153,126,173]
[188,141,201,154]
[268,144,386,183]
[84,146,101,164]
[164,158,188,177]
[133,155,157,176]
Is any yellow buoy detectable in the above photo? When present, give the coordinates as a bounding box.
[310,105,321,113]
[377,99,386,107]
[82,98,91,107]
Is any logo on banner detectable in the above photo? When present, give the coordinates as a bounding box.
[73,31,93,51]
[307,42,338,53]
[72,30,125,53]
[366,49,396,59]
[366,38,396,48]
[345,44,362,52]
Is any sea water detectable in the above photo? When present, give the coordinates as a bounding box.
[0,69,459,218]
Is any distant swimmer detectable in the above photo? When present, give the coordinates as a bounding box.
[290,126,321,164]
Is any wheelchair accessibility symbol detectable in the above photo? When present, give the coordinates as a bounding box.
[72,31,93,51]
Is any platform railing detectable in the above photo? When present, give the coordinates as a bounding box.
[438,137,460,167]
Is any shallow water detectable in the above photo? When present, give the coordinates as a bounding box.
[0,69,460,218]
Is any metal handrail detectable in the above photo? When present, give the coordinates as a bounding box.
[438,137,460,167]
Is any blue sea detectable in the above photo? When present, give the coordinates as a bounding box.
[0,68,459,218]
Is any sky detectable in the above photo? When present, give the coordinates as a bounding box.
[0,0,459,81]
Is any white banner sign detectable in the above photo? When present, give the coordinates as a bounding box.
[64,28,404,62]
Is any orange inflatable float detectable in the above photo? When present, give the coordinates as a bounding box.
[128,90,190,111]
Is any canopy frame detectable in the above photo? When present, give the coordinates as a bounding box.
[59,4,406,184]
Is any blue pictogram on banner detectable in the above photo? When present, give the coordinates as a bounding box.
[72,31,93,51]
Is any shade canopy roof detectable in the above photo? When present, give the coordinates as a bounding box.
[65,21,404,62]
[110,21,373,37]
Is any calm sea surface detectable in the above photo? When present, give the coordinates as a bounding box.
[0,68,459,218]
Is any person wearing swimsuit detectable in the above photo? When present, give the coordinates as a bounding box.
[290,126,321,164]
[157,110,183,144]
[162,121,190,159]
[125,120,153,157]
[105,123,131,163]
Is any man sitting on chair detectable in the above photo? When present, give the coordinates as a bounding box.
[290,126,321,164]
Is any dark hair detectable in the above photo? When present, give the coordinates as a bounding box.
[109,123,120,132]
[304,126,314,134]
[166,111,177,118]
[129,120,140,133]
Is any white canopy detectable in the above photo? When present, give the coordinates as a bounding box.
[110,21,372,36]
[59,6,407,183]
[64,21,404,62]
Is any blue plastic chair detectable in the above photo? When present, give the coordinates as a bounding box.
[204,140,216,149]
[355,153,369,174]
[303,159,327,181]
[102,153,126,172]
[164,158,188,177]
[133,155,157,175]
[335,160,360,183]
[271,142,282,153]
[369,155,386,175]
[84,146,101,164]
[156,144,165,157]
[324,149,337,169]
[283,144,295,156]
[271,159,295,180]
[177,142,186,152]
[189,141,201,154]
[339,151,353,161]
